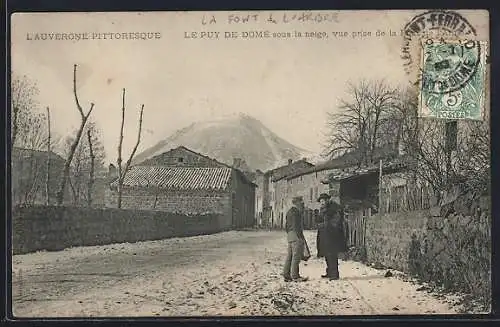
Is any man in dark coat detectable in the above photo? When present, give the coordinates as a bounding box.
[283,196,308,282]
[315,193,346,280]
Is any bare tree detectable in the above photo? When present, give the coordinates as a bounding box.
[395,89,490,201]
[10,75,65,206]
[11,75,40,150]
[14,113,48,206]
[116,88,145,209]
[45,106,51,205]
[63,121,106,206]
[56,64,95,205]
[86,129,96,207]
[326,79,490,207]
[324,79,400,165]
[25,114,50,150]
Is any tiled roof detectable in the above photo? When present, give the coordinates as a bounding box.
[137,146,257,187]
[110,166,232,191]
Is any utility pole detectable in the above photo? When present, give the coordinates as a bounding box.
[45,107,51,206]
[378,159,383,213]
[445,120,458,187]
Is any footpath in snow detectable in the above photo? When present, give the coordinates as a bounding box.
[12,230,464,317]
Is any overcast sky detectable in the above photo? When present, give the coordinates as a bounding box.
[11,10,488,163]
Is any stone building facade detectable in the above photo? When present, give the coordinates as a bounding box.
[105,146,256,230]
[253,169,266,226]
[258,159,314,228]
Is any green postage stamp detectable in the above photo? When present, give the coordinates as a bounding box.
[419,39,488,120]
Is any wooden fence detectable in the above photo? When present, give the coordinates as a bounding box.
[345,207,370,248]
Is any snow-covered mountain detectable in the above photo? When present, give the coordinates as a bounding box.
[133,113,316,172]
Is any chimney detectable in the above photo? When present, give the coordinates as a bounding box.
[288,159,293,165]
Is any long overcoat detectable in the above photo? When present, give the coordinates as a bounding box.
[315,202,347,257]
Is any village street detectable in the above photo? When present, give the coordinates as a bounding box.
[12,230,463,317]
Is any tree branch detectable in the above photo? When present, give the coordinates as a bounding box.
[56,64,95,205]
[117,88,126,208]
[122,104,144,177]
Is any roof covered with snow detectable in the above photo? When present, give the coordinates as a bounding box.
[327,158,409,182]
[286,151,363,180]
[269,159,314,182]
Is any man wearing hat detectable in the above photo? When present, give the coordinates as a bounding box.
[283,196,308,282]
[315,193,346,280]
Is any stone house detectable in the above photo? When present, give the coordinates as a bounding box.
[282,151,364,229]
[11,147,67,206]
[105,146,256,230]
[259,159,314,228]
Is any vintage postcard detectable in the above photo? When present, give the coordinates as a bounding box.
[10,10,490,317]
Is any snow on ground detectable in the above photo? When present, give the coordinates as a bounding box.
[12,230,465,317]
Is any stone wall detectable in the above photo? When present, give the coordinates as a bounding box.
[364,210,429,272]
[361,195,491,308]
[105,188,231,218]
[12,205,223,255]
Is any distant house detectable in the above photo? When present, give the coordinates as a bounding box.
[253,169,266,226]
[282,151,366,229]
[89,167,114,208]
[321,150,440,247]
[105,146,257,229]
[258,158,314,228]
[11,147,67,206]
[323,147,435,213]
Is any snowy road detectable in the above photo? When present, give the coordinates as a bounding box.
[12,230,461,317]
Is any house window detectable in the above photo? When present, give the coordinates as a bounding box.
[310,188,313,201]
[178,157,184,163]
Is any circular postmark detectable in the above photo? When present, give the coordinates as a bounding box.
[421,39,481,94]
[401,10,477,79]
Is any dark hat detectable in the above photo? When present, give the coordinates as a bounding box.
[317,193,331,202]
[292,196,303,204]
